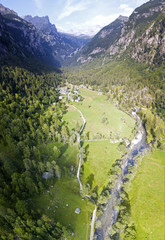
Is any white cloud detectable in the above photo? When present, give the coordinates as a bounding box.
[56,1,148,36]
[119,4,133,15]
[34,0,44,10]
[85,14,119,28]
[58,13,119,36]
[135,0,148,6]
[58,0,90,20]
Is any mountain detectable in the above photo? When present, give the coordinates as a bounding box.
[76,0,165,65]
[0,5,60,68]
[0,0,164,68]
[24,15,91,64]
[78,15,128,62]
[0,4,90,69]
[0,3,17,16]
[24,15,57,34]
[109,0,165,64]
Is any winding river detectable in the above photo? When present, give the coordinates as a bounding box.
[94,111,149,240]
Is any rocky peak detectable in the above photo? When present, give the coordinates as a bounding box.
[117,15,129,22]
[78,15,128,62]
[0,3,18,16]
[24,15,57,34]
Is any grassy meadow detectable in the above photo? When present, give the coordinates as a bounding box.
[63,86,136,196]
[66,87,136,140]
[33,86,136,239]
[33,142,94,240]
[34,178,94,240]
[82,140,122,195]
[63,105,83,132]
[128,149,165,240]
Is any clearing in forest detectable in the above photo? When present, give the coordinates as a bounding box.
[65,87,136,140]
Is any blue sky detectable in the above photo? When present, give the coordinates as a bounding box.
[0,0,149,35]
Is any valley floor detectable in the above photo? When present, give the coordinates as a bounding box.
[33,85,164,239]
[128,149,165,240]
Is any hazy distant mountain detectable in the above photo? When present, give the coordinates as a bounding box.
[24,15,58,34]
[0,3,90,68]
[24,15,91,64]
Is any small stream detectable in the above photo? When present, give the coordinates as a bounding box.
[94,111,149,240]
[72,105,86,191]
[90,206,97,240]
[72,104,97,240]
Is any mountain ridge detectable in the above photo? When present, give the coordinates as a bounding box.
[23,14,91,63]
[0,4,91,69]
[0,3,17,16]
[0,0,165,68]
[75,0,165,65]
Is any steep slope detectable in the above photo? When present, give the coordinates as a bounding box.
[84,16,128,54]
[0,3,90,69]
[76,0,165,65]
[109,0,165,64]
[0,4,60,68]
[0,3,17,16]
[77,15,128,64]
[24,15,91,63]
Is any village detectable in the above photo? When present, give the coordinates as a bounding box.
[58,84,84,103]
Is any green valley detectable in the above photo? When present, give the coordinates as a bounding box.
[64,87,136,140]
[0,0,165,239]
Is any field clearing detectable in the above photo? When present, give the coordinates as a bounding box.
[33,142,93,240]
[70,87,136,140]
[129,149,165,240]
[63,105,83,132]
[82,140,122,195]
[34,178,94,240]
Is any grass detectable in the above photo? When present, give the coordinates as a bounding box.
[70,87,135,140]
[33,142,94,239]
[34,178,94,240]
[57,142,78,170]
[82,140,123,195]
[62,87,136,197]
[63,105,83,132]
[34,87,136,238]
[128,149,165,240]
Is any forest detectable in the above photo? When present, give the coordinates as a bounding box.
[0,65,75,239]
